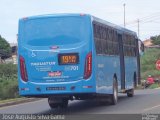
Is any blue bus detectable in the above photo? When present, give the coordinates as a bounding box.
[18,14,143,108]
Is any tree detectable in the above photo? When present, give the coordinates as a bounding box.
[150,35,160,45]
[0,35,11,60]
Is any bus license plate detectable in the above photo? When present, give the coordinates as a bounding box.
[58,53,79,65]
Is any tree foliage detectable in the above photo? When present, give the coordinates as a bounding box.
[150,35,160,45]
[0,35,11,59]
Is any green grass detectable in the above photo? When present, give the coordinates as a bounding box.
[0,63,17,77]
[0,76,19,100]
[0,63,19,100]
[141,48,160,80]
[148,83,160,89]
[0,97,25,104]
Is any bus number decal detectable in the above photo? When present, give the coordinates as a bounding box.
[65,66,79,71]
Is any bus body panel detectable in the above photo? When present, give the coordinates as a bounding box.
[95,55,120,94]
[18,13,140,99]
[18,14,96,96]
[124,57,137,89]
[92,17,138,95]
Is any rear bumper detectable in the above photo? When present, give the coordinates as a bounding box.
[22,93,97,99]
[19,79,96,96]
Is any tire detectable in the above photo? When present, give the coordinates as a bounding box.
[59,99,68,108]
[110,78,118,105]
[127,89,134,97]
[48,97,68,109]
[48,98,59,109]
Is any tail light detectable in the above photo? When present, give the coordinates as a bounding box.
[19,56,28,82]
[84,52,92,79]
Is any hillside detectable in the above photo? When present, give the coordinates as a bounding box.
[141,48,160,80]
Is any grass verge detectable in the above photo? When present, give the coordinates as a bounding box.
[148,83,160,89]
[0,97,25,104]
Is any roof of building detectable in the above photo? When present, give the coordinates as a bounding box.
[143,39,153,47]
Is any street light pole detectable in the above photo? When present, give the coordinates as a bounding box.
[123,3,126,28]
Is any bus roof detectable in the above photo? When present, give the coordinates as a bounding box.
[20,13,137,36]
[20,13,89,21]
[92,16,137,36]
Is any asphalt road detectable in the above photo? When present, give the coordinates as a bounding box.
[0,89,160,114]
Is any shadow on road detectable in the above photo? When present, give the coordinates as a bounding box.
[38,94,145,114]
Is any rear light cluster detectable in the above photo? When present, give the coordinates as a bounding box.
[20,56,28,82]
[84,52,92,79]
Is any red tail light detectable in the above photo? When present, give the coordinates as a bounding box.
[84,52,92,79]
[20,56,28,82]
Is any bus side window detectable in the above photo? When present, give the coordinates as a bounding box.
[138,40,144,55]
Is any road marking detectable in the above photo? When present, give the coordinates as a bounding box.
[143,104,160,112]
[0,99,45,110]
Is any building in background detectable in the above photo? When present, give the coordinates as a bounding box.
[143,39,160,49]
[143,39,153,47]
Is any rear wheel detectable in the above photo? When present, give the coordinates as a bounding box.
[59,99,68,108]
[48,98,59,109]
[48,97,68,109]
[127,89,134,97]
[110,78,118,105]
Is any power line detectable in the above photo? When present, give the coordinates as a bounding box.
[138,12,160,21]
[122,12,160,26]
[138,28,160,31]
[119,12,160,39]
[125,16,160,29]
[140,16,160,23]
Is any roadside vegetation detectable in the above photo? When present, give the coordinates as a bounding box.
[0,35,12,60]
[141,48,160,80]
[141,34,160,89]
[148,83,159,89]
[141,34,160,81]
[0,64,19,100]
[150,34,160,45]
[0,35,19,100]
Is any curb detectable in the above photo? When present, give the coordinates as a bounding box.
[0,98,42,108]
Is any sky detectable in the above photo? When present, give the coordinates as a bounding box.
[0,0,160,43]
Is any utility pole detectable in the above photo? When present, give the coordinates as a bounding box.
[123,3,126,28]
[137,19,140,38]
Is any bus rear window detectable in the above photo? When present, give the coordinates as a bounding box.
[22,17,90,46]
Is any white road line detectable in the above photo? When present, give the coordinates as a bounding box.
[0,99,45,110]
[143,104,160,112]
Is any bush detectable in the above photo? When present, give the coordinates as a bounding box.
[0,64,19,100]
[0,63,17,77]
[0,35,12,59]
